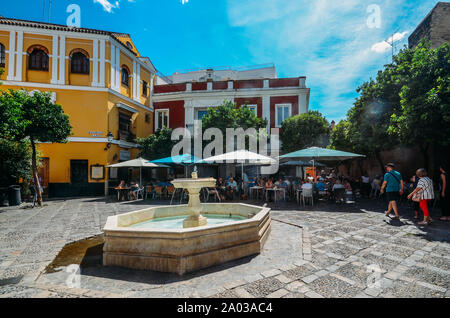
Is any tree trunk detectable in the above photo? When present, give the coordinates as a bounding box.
[31,138,43,207]
[357,159,364,176]
[375,150,384,175]
[419,143,430,172]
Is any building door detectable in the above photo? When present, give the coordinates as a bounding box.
[70,160,89,196]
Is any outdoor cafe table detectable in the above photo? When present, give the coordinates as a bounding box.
[265,187,286,203]
[249,186,263,200]
[115,187,131,201]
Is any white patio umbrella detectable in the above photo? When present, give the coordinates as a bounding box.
[202,150,276,188]
[107,158,169,186]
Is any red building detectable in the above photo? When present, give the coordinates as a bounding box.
[153,65,310,133]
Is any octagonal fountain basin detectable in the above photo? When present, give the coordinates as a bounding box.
[103,203,271,275]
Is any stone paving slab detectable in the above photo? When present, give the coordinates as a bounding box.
[0,198,449,298]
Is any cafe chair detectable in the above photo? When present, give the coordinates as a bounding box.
[301,188,314,206]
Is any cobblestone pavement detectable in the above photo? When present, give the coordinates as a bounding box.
[0,197,449,298]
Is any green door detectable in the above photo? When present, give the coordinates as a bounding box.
[70,160,89,196]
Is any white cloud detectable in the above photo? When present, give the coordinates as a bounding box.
[371,31,408,53]
[93,0,135,13]
[93,0,118,12]
[225,0,430,122]
[371,41,391,53]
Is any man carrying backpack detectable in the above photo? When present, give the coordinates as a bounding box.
[380,163,404,220]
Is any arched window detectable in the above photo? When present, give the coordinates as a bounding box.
[121,66,130,87]
[0,43,5,68]
[70,51,90,74]
[28,47,49,71]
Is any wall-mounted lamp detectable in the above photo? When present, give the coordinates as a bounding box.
[105,132,114,151]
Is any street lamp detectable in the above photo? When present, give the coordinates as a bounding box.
[105,132,114,150]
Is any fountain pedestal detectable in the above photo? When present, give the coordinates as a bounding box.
[171,173,216,229]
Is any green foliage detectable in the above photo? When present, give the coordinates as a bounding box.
[331,40,449,172]
[201,100,268,150]
[280,110,329,153]
[388,41,450,148]
[0,139,32,186]
[137,127,176,161]
[0,90,72,143]
[0,89,72,204]
[201,100,267,132]
[329,120,353,152]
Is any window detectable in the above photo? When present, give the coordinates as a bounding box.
[119,112,132,133]
[29,48,49,71]
[121,66,130,87]
[275,104,291,127]
[0,43,5,68]
[145,113,151,123]
[197,110,208,120]
[142,81,148,97]
[70,51,90,74]
[126,41,133,51]
[242,104,257,115]
[155,109,169,130]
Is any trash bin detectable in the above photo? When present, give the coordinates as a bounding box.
[8,185,22,206]
[0,188,8,206]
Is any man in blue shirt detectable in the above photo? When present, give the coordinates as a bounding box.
[381,163,404,220]
[316,178,326,191]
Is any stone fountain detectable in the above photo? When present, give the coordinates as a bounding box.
[103,170,271,275]
[171,168,216,228]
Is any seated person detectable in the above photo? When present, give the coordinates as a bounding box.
[116,180,128,201]
[248,177,257,188]
[316,179,326,191]
[258,178,265,187]
[130,181,140,200]
[332,180,345,191]
[301,181,313,190]
[265,178,275,201]
[280,179,289,200]
[332,180,345,200]
[226,177,238,200]
[344,179,353,192]
[216,178,226,200]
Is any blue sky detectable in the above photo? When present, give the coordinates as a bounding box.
[0,0,440,122]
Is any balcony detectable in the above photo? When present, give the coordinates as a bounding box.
[118,130,136,143]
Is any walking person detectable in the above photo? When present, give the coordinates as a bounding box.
[361,172,370,198]
[439,165,449,221]
[408,168,435,225]
[380,163,404,220]
[408,174,420,220]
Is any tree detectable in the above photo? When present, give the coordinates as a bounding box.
[0,139,32,187]
[388,41,450,171]
[0,90,72,206]
[330,40,449,175]
[329,120,354,152]
[137,127,176,161]
[201,100,268,151]
[280,110,329,153]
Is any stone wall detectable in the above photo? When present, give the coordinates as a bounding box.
[409,2,450,49]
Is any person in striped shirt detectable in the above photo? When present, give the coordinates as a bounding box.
[408,168,435,226]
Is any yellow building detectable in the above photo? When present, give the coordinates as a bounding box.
[0,17,156,197]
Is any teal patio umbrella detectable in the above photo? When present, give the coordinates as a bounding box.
[150,154,202,165]
[150,154,203,177]
[280,160,325,167]
[280,147,365,180]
